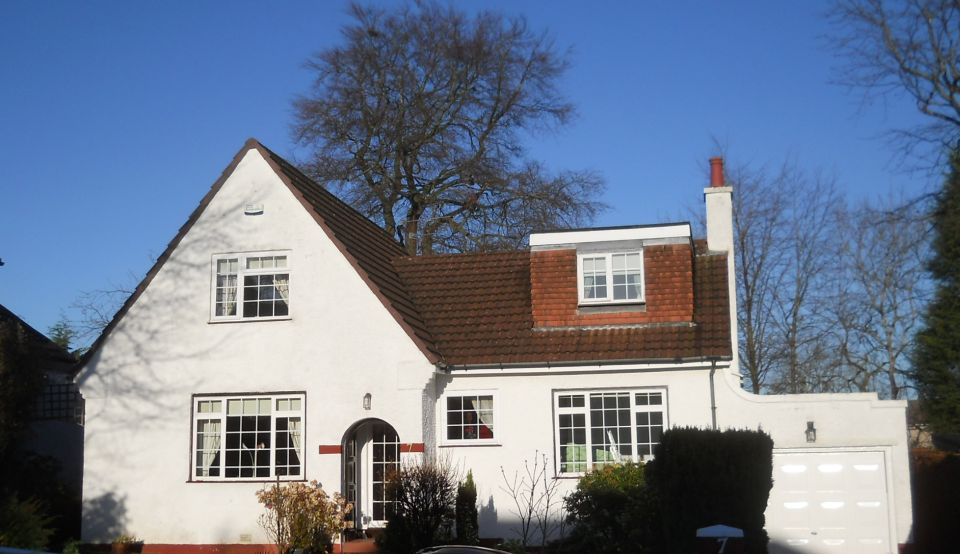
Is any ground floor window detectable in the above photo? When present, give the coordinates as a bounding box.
[192,392,304,480]
[443,392,495,443]
[554,388,666,474]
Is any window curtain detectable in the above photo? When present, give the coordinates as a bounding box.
[199,420,221,476]
[274,275,289,304]
[289,418,302,468]
[469,397,494,438]
[222,275,238,316]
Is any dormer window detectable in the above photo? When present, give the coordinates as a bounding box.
[578,251,644,304]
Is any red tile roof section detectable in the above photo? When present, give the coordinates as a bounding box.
[531,244,695,328]
[393,243,731,367]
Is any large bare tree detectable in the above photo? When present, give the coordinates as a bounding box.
[293,2,605,255]
[832,199,929,399]
[829,0,960,160]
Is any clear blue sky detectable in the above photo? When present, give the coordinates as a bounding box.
[0,0,933,344]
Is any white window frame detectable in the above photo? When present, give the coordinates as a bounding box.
[576,251,645,305]
[190,392,305,482]
[210,251,291,321]
[553,387,667,476]
[439,391,499,446]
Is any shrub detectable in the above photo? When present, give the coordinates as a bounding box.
[455,470,479,545]
[0,494,55,550]
[647,427,773,554]
[563,463,657,553]
[378,460,457,554]
[256,480,351,554]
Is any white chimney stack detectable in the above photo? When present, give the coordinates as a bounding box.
[703,157,739,374]
[704,157,733,253]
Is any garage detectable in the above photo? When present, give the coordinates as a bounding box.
[766,450,893,553]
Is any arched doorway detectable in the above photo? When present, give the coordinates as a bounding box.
[342,419,400,529]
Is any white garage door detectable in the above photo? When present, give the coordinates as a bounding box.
[766,450,892,553]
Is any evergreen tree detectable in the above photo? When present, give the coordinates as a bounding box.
[914,149,960,437]
[454,470,478,545]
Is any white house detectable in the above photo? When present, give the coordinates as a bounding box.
[78,140,912,553]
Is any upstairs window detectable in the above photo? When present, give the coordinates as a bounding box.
[212,252,290,320]
[578,251,644,304]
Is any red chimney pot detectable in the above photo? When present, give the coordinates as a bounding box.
[709,157,724,187]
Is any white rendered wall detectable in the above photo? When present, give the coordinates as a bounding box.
[712,371,913,547]
[78,150,435,544]
[436,363,911,547]
[435,363,716,542]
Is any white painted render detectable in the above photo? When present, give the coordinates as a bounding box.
[78,146,912,552]
[436,363,911,548]
[529,223,690,247]
[78,149,435,544]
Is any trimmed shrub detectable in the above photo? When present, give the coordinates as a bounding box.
[911,448,960,551]
[455,470,479,545]
[256,480,351,554]
[647,427,773,553]
[563,462,658,553]
[378,460,457,554]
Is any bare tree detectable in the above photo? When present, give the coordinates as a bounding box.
[832,198,929,398]
[768,172,843,394]
[71,284,134,348]
[293,2,606,255]
[731,161,791,393]
[828,0,960,161]
[729,157,849,394]
[499,452,564,551]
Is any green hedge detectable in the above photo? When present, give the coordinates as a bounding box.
[647,427,773,553]
[911,448,960,551]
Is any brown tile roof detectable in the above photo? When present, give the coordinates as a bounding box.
[394,244,732,367]
[80,138,730,370]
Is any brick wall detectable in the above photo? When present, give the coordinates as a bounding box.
[530,244,694,328]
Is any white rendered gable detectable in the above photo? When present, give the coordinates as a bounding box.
[79,147,434,544]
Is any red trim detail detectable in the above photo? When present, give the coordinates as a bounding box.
[400,442,425,453]
[318,444,342,455]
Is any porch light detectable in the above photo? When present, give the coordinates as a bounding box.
[363,393,372,411]
[805,421,817,443]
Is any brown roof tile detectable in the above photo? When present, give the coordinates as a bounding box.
[394,248,732,367]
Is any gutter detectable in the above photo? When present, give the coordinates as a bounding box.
[435,355,732,373]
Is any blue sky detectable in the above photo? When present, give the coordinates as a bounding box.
[0,1,933,344]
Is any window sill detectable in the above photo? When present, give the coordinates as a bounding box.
[188,477,307,483]
[577,302,646,314]
[208,316,293,324]
[438,440,501,448]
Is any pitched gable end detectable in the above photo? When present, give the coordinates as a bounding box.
[79,139,439,369]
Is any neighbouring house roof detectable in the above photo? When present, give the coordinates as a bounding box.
[80,138,731,370]
[0,303,75,372]
[393,242,731,367]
